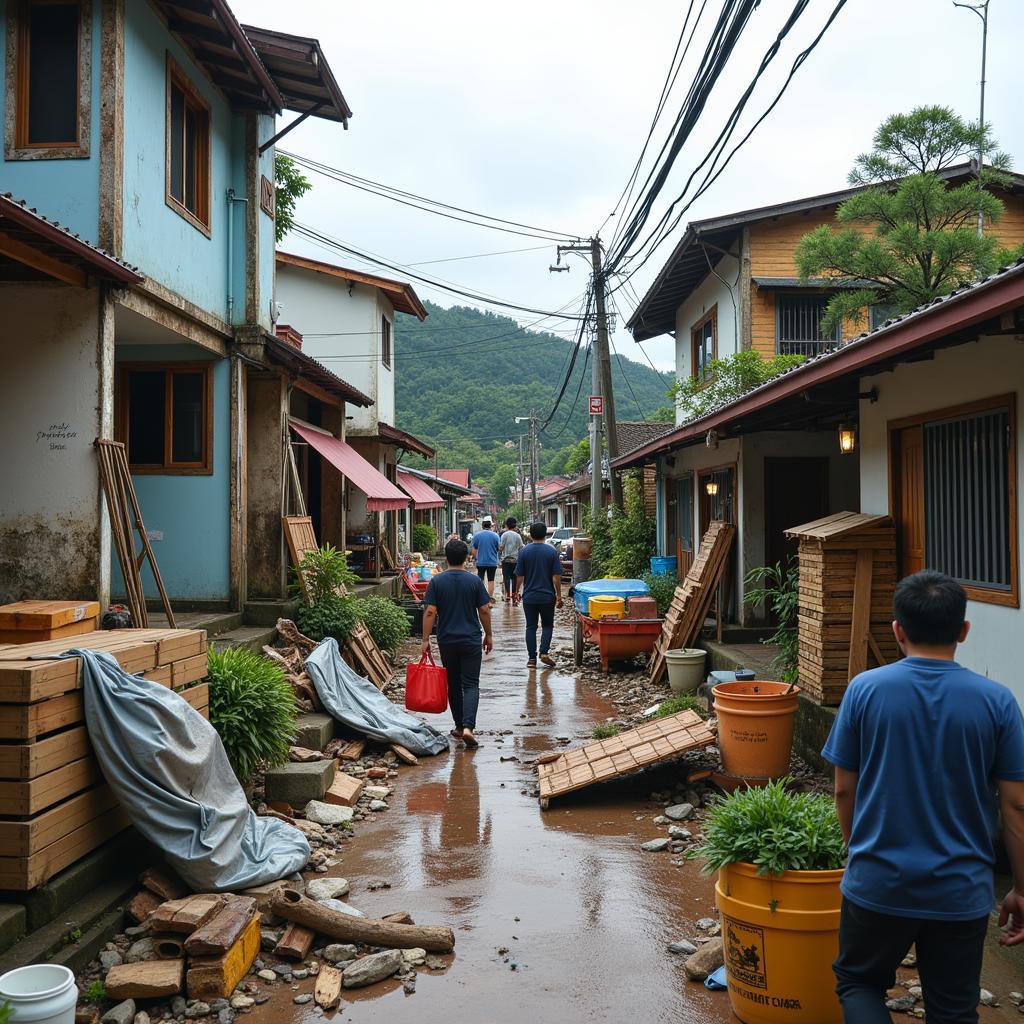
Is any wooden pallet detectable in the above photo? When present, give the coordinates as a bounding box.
[537,710,715,808]
[648,522,735,685]
[344,622,392,689]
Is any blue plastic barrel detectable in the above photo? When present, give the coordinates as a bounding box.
[649,556,678,577]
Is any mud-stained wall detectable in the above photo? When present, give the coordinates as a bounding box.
[246,372,286,600]
[0,285,103,602]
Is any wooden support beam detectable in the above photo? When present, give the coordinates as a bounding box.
[0,231,86,286]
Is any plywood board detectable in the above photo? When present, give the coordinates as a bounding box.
[537,709,715,806]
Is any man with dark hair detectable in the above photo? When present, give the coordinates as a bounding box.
[498,517,524,603]
[471,520,500,603]
[823,570,1024,1023]
[512,522,563,669]
[421,539,493,749]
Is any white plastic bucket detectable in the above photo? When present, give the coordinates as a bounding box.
[664,648,706,695]
[0,964,77,1024]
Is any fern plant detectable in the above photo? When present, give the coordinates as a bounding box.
[689,779,846,876]
[207,648,298,783]
[744,560,800,684]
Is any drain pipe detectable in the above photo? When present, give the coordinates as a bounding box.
[226,188,249,325]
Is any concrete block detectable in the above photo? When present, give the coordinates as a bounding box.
[292,714,335,751]
[0,904,26,955]
[792,693,838,774]
[264,759,335,805]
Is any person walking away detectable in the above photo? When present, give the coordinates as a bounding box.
[498,517,525,603]
[822,570,1024,1024]
[421,539,492,749]
[512,522,564,668]
[471,520,500,602]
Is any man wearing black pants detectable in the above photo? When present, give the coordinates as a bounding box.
[512,522,564,669]
[421,539,492,749]
[822,571,1024,1023]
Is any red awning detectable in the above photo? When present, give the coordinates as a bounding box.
[290,421,409,512]
[397,471,444,510]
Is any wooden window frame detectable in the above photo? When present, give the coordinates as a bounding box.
[5,0,92,160]
[165,54,212,236]
[116,363,215,476]
[381,315,392,369]
[887,393,1018,608]
[690,305,717,380]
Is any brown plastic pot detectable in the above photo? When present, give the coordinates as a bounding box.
[712,681,799,780]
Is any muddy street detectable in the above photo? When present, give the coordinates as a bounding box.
[249,603,733,1024]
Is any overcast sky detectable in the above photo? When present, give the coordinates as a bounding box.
[233,0,1024,372]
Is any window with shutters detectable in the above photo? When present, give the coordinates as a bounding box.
[889,395,1018,607]
[166,57,211,234]
[6,0,92,160]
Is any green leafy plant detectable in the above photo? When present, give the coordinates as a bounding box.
[744,559,800,684]
[358,596,411,653]
[207,648,298,784]
[296,595,366,643]
[295,545,359,604]
[581,503,613,580]
[642,571,678,615]
[669,350,805,422]
[84,981,107,1005]
[689,778,846,876]
[412,523,439,554]
[608,472,656,579]
[274,153,312,243]
[656,694,706,719]
[592,723,620,739]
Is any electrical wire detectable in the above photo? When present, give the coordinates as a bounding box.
[542,340,594,442]
[407,244,552,266]
[538,288,594,432]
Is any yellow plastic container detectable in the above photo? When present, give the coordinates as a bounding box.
[716,861,843,1024]
[588,595,625,619]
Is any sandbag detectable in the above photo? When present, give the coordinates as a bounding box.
[71,648,309,892]
[305,639,448,756]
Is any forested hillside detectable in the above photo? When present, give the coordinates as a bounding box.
[394,301,674,490]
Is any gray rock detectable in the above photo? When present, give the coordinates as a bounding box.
[665,803,695,822]
[294,994,313,1005]
[230,995,255,1009]
[696,917,717,931]
[306,877,351,901]
[256,969,276,983]
[683,937,723,981]
[185,1003,211,1020]
[133,1013,150,1024]
[324,943,358,962]
[368,800,389,812]
[1008,992,1023,1006]
[401,947,427,964]
[209,1000,229,1012]
[304,800,355,826]
[272,963,293,977]
[126,937,155,962]
[668,940,698,955]
[885,996,917,1012]
[364,785,391,799]
[218,1010,235,1024]
[980,990,997,1007]
[171,996,187,1017]
[342,949,404,988]
[100,949,123,970]
[640,838,669,852]
[293,969,309,979]
[259,928,282,951]
[101,1001,136,1024]
[318,898,365,918]
[668,826,692,840]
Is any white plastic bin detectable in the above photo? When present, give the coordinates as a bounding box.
[0,964,77,1024]
[664,648,706,695]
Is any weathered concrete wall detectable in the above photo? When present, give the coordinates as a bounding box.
[0,285,104,602]
[246,372,286,600]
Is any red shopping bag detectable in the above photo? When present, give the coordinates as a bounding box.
[405,652,449,714]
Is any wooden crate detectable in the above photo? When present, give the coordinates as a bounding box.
[0,601,101,644]
[785,512,898,707]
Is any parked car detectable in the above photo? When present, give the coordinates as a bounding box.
[547,527,579,551]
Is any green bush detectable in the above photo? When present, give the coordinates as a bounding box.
[592,723,620,739]
[359,596,411,653]
[642,571,677,615]
[297,595,363,643]
[689,778,846,876]
[581,503,613,579]
[207,647,298,783]
[412,523,438,553]
[295,544,358,603]
[655,694,706,718]
[744,560,800,684]
[608,472,656,578]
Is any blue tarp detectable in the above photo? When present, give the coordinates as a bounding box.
[573,578,651,615]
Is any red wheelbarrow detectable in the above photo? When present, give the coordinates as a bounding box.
[573,612,663,674]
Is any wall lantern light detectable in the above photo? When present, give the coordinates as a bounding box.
[705,479,719,496]
[838,423,857,455]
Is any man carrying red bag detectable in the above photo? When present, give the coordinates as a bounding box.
[422,539,493,749]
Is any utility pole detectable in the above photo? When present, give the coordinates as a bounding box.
[530,409,539,522]
[954,0,991,236]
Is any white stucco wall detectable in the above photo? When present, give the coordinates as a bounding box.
[375,295,396,429]
[858,333,1024,703]
[0,285,106,602]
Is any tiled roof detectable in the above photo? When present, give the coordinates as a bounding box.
[616,421,674,457]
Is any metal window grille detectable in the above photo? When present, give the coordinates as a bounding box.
[924,409,1011,590]
[777,294,841,357]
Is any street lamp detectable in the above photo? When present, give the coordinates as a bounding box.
[953,0,991,237]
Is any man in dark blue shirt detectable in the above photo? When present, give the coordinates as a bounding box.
[823,571,1024,1023]
[512,522,564,669]
[422,539,492,749]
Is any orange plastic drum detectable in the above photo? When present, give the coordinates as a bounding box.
[712,680,799,779]
[716,861,843,1024]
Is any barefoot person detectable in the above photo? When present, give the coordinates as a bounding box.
[498,517,525,603]
[823,571,1024,1023]
[512,522,564,669]
[471,520,500,603]
[421,539,493,748]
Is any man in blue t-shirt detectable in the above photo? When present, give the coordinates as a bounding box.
[822,570,1024,1023]
[471,521,500,603]
[422,539,492,749]
[512,522,564,669]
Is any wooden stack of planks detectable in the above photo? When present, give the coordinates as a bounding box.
[648,521,735,685]
[0,628,208,890]
[0,600,101,644]
[785,512,899,705]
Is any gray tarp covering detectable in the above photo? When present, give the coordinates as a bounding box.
[71,648,309,892]
[305,638,448,756]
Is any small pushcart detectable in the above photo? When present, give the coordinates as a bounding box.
[573,613,663,674]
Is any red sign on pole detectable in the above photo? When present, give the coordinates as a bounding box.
[588,395,604,416]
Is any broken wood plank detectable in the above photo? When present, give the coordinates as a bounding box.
[274,923,315,961]
[140,865,189,901]
[105,959,185,999]
[314,965,343,1010]
[184,898,257,957]
[323,772,364,807]
[337,739,366,762]
[389,743,418,766]
[149,894,225,934]
[126,889,163,925]
[186,914,261,1001]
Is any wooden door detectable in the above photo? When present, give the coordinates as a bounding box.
[893,425,925,575]
[764,457,830,572]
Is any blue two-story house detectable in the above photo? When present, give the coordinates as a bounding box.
[0,1,367,613]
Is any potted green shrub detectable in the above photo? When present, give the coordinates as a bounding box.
[689,780,845,1024]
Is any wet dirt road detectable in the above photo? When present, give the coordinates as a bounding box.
[253,604,733,1024]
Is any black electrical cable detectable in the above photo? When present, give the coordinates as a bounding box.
[538,296,591,432]
[542,340,594,442]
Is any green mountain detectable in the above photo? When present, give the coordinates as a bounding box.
[395,301,674,488]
